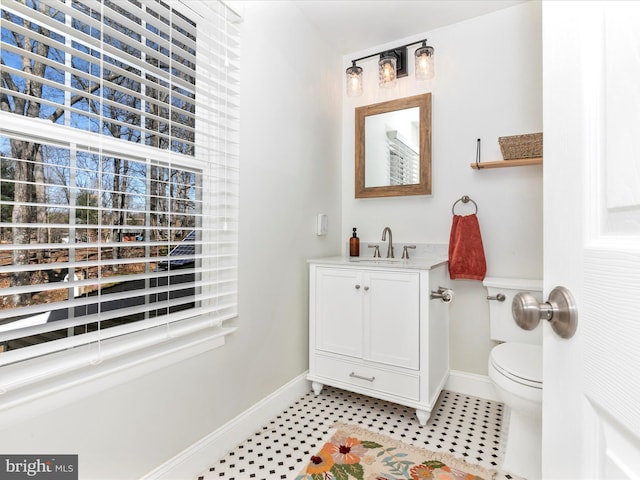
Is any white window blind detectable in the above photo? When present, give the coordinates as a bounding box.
[386,131,419,186]
[0,0,240,379]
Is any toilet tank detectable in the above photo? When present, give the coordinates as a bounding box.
[483,277,543,344]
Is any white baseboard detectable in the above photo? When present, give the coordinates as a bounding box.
[445,369,500,403]
[144,372,311,480]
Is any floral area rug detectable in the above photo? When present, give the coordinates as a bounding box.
[294,422,495,480]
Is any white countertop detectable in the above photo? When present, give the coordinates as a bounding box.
[308,256,447,270]
[308,243,448,270]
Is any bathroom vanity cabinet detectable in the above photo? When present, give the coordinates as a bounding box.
[307,258,450,425]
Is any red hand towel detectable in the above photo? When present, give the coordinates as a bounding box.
[448,214,487,280]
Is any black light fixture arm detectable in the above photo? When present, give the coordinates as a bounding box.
[350,38,428,65]
[345,38,434,96]
[349,39,431,79]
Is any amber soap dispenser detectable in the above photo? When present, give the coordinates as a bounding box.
[349,227,360,257]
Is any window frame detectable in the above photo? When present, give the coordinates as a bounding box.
[0,0,240,400]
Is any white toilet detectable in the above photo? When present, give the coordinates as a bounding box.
[483,277,543,480]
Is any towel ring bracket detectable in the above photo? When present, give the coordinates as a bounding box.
[452,195,478,215]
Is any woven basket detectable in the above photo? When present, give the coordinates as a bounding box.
[498,132,543,160]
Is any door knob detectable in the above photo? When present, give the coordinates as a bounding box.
[512,286,578,339]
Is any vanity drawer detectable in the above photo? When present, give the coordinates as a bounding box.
[315,354,420,401]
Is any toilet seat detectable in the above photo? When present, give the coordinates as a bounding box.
[490,343,542,389]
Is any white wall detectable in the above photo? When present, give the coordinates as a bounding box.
[0,2,342,478]
[342,2,542,374]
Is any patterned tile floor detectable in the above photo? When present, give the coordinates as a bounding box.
[198,386,524,480]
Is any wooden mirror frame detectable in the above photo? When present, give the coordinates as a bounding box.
[355,93,431,198]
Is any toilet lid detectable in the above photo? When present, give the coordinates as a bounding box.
[491,343,542,387]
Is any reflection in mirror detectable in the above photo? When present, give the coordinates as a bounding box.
[365,107,420,187]
[355,93,431,198]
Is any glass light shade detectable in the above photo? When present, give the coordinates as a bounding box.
[378,54,397,87]
[415,45,434,80]
[346,64,363,97]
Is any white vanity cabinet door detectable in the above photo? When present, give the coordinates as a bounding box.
[364,270,420,370]
[314,267,420,368]
[314,267,363,358]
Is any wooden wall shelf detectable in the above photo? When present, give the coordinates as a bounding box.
[470,157,543,169]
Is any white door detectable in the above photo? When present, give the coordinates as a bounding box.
[544,2,640,478]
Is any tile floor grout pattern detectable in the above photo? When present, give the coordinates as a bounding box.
[199,386,522,480]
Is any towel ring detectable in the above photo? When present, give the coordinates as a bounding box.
[452,195,478,215]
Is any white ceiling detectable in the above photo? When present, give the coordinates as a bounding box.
[293,0,528,54]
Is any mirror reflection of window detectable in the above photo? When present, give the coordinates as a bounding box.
[364,107,420,187]
[386,129,419,185]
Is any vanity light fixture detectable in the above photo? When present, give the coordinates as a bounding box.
[346,61,363,96]
[346,38,434,97]
[378,51,397,87]
[414,41,435,80]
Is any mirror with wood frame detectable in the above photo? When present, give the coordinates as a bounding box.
[355,93,431,198]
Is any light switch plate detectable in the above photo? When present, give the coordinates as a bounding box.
[316,214,328,236]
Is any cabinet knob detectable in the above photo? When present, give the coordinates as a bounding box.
[355,284,361,290]
[364,286,369,291]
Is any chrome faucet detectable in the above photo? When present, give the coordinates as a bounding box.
[381,227,394,258]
